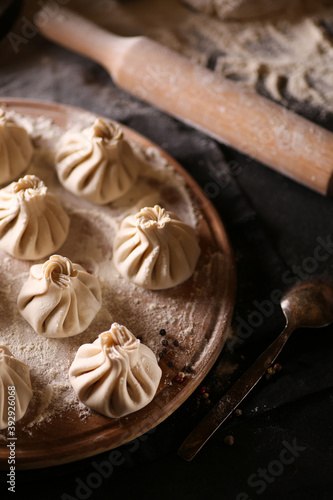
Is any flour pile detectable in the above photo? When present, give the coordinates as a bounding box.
[177,0,333,114]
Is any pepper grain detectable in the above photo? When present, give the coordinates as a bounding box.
[224,435,234,446]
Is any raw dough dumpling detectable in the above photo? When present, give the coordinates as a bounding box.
[69,323,162,418]
[17,255,102,338]
[0,108,33,185]
[0,346,33,430]
[113,205,200,290]
[55,118,140,204]
[0,175,70,260]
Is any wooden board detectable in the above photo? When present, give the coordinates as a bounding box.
[0,98,236,469]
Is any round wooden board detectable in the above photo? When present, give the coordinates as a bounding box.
[0,98,236,469]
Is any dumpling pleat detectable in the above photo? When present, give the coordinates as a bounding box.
[18,258,102,338]
[113,206,200,289]
[0,116,33,185]
[69,324,162,418]
[55,119,139,204]
[0,176,69,260]
[0,347,32,430]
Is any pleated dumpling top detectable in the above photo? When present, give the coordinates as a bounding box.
[17,255,102,338]
[69,323,162,418]
[0,175,70,260]
[55,118,140,204]
[0,346,32,430]
[113,205,200,290]
[0,108,33,186]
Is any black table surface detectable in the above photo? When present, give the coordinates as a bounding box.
[0,3,333,500]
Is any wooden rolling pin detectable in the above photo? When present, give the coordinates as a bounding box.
[35,7,333,195]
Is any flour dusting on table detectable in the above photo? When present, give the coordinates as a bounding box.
[156,0,333,114]
[80,0,333,114]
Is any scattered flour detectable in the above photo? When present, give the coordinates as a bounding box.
[75,0,333,114]
[174,0,333,114]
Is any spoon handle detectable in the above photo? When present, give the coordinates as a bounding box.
[178,325,292,461]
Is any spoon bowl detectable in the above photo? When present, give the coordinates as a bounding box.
[179,279,333,461]
[281,280,333,330]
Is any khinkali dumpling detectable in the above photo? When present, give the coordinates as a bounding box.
[0,108,33,185]
[69,323,162,418]
[0,175,70,260]
[17,255,102,338]
[113,205,200,290]
[0,346,33,430]
[55,118,140,204]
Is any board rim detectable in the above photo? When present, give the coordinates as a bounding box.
[0,97,236,469]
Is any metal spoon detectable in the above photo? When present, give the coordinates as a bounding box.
[178,280,333,461]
